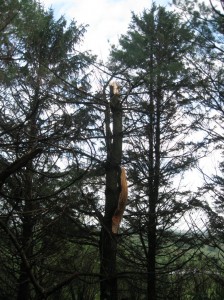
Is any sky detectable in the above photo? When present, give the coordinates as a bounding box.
[39,0,223,228]
[40,0,169,60]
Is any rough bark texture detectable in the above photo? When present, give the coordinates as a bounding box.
[100,82,123,300]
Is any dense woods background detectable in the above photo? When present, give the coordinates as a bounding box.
[0,0,224,299]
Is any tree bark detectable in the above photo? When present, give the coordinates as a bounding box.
[17,88,39,300]
[17,162,35,300]
[100,83,123,300]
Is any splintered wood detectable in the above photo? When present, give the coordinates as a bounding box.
[112,167,128,234]
[110,81,120,95]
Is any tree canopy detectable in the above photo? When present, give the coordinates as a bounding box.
[0,1,224,299]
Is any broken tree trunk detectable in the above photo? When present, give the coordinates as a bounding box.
[100,82,123,300]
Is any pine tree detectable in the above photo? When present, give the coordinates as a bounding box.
[0,1,96,298]
[172,1,224,294]
[109,5,200,299]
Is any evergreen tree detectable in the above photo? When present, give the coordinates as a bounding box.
[0,1,96,299]
[109,5,200,299]
[172,0,224,297]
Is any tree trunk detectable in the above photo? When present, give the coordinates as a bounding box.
[17,164,34,300]
[17,90,39,300]
[147,82,161,300]
[100,83,123,300]
[147,96,157,300]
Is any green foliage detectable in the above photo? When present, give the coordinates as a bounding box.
[0,0,224,299]
[0,1,98,299]
[110,5,193,85]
